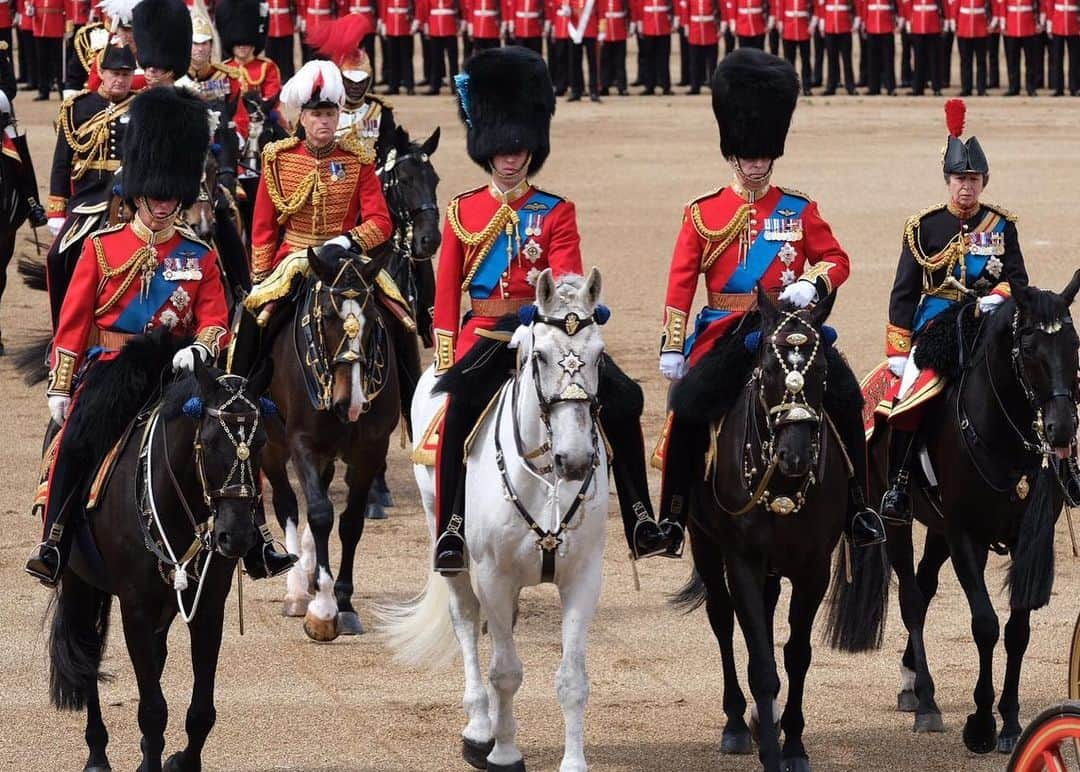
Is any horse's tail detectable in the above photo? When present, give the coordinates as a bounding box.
[375,571,460,669]
[11,332,52,386]
[17,255,48,292]
[824,539,890,653]
[1008,464,1058,611]
[669,569,708,614]
[48,580,113,711]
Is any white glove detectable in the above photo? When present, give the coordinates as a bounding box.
[323,234,354,251]
[888,356,907,378]
[598,31,606,41]
[172,344,210,373]
[853,15,863,30]
[904,18,911,32]
[297,16,306,32]
[660,352,687,381]
[47,217,64,236]
[778,279,818,308]
[628,20,638,35]
[767,14,775,29]
[48,395,71,426]
[979,293,1006,315]
[410,18,420,33]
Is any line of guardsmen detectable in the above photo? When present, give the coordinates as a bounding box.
[11,0,1080,101]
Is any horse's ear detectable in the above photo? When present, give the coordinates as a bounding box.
[808,289,836,328]
[420,126,441,156]
[309,244,342,282]
[578,266,602,310]
[246,358,274,398]
[394,125,411,151]
[360,248,391,282]
[1061,269,1080,306]
[535,268,557,312]
[193,353,217,396]
[756,283,778,330]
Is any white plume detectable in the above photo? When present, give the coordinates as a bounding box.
[280,60,345,112]
[97,0,142,26]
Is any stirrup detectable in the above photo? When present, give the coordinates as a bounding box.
[851,509,887,548]
[659,519,686,558]
[880,471,913,525]
[25,541,62,586]
[434,531,466,575]
[631,517,670,560]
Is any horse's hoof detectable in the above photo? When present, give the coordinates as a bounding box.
[282,596,310,617]
[462,737,495,770]
[83,766,112,772]
[962,712,997,754]
[897,689,918,713]
[487,761,526,772]
[303,613,339,642]
[720,726,753,755]
[784,756,812,772]
[378,489,394,508]
[163,751,197,772]
[997,732,1021,754]
[365,501,387,520]
[913,712,945,733]
[336,611,364,635]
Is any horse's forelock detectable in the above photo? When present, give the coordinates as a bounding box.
[549,274,593,314]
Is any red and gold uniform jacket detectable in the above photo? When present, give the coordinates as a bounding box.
[48,219,230,396]
[681,0,720,43]
[433,180,583,374]
[266,0,296,35]
[33,0,66,38]
[251,135,392,281]
[780,0,814,39]
[661,184,850,366]
[225,55,282,108]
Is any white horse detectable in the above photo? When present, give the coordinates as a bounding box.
[381,268,610,772]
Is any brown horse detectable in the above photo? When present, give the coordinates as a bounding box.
[261,243,402,641]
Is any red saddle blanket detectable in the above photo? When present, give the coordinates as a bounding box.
[860,360,947,440]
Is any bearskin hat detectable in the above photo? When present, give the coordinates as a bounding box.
[133,0,193,77]
[215,0,266,55]
[710,49,799,160]
[456,46,555,175]
[942,99,989,176]
[122,86,210,208]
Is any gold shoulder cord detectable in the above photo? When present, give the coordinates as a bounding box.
[904,204,963,273]
[91,233,159,317]
[262,138,320,225]
[447,196,520,291]
[240,61,268,90]
[691,201,751,272]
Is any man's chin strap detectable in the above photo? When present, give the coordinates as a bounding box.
[732,158,775,189]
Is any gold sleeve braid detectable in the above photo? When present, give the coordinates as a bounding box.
[434,329,455,375]
[196,326,229,357]
[350,221,387,251]
[48,347,77,396]
[660,306,688,354]
[690,202,751,272]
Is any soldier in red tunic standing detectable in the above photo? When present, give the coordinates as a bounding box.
[1047,0,1077,93]
[218,0,283,111]
[953,0,990,95]
[655,49,884,552]
[778,0,815,92]
[816,0,856,93]
[997,0,1042,94]
[634,0,674,93]
[859,0,898,94]
[32,0,65,99]
[264,0,296,80]
[431,47,669,572]
[598,0,630,93]
[417,0,460,93]
[680,0,719,94]
[510,0,545,52]
[380,0,417,93]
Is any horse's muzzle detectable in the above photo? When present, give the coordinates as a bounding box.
[555,452,595,482]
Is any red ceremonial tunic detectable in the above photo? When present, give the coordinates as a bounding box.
[17,0,32,31]
[251,136,392,280]
[266,0,296,35]
[550,0,573,36]
[33,0,65,38]
[780,0,814,40]
[301,0,335,39]
[816,0,853,32]
[432,181,583,373]
[225,56,283,105]
[468,0,503,37]
[723,0,768,36]
[381,0,414,35]
[570,0,599,34]
[905,0,942,32]
[953,0,989,36]
[681,0,720,43]
[0,0,14,28]
[859,0,896,33]
[64,0,88,25]
[995,0,1038,34]
[599,0,630,38]
[419,0,460,36]
[48,220,231,396]
[634,0,675,34]
[1050,0,1078,34]
[347,0,378,22]
[660,185,850,365]
[511,0,545,37]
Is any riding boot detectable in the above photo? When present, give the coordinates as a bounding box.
[241,498,298,579]
[657,414,709,558]
[433,395,471,574]
[25,450,83,586]
[881,428,915,524]
[10,132,47,227]
[387,314,421,438]
[823,400,886,548]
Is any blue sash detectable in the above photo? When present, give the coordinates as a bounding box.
[113,242,209,333]
[913,216,1007,332]
[684,307,730,356]
[723,193,809,293]
[468,190,562,299]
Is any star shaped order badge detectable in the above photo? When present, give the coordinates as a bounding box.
[986,254,1003,278]
[522,238,543,264]
[558,350,585,376]
[781,268,797,286]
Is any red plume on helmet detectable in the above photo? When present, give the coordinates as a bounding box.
[944,98,966,139]
[309,15,374,66]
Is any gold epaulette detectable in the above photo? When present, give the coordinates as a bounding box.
[685,186,724,209]
[981,201,1017,223]
[905,202,947,230]
[262,136,300,166]
[213,62,244,79]
[174,224,213,251]
[779,186,812,201]
[339,131,375,165]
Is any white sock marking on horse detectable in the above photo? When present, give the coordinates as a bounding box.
[900,665,916,691]
[308,567,337,621]
[285,519,299,555]
[300,524,316,576]
[283,520,310,601]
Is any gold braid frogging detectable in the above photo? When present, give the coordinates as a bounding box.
[692,202,750,271]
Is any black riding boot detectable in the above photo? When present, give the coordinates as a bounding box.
[597,359,669,559]
[242,496,298,579]
[25,449,83,586]
[881,428,915,524]
[657,413,709,558]
[433,395,474,574]
[10,132,47,227]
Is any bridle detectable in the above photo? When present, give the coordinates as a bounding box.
[717,310,826,517]
[377,146,439,259]
[494,309,603,583]
[298,257,388,413]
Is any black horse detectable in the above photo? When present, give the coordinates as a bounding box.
[0,121,31,354]
[867,273,1080,755]
[674,288,889,772]
[47,349,273,772]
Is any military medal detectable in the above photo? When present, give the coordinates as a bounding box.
[778,242,798,285]
[968,231,1004,257]
[524,213,543,237]
[764,217,804,242]
[170,287,191,311]
[329,161,345,182]
[522,238,543,263]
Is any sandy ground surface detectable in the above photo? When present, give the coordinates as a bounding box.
[3,89,1080,771]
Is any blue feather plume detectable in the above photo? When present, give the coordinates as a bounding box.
[454,72,472,128]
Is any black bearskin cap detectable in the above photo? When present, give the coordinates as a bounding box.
[711,49,799,160]
[943,136,989,175]
[456,46,555,175]
[122,86,210,207]
[215,0,266,55]
[133,0,193,77]
[99,42,137,71]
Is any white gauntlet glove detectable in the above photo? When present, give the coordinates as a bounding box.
[888,355,908,378]
[172,344,211,373]
[48,395,71,426]
[778,279,818,308]
[660,352,688,381]
[978,293,1005,315]
[47,217,64,236]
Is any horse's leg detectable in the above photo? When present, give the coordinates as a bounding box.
[120,601,169,772]
[555,560,603,772]
[265,440,309,616]
[61,570,112,772]
[947,527,998,754]
[476,574,526,770]
[84,677,110,772]
[334,458,378,635]
[365,461,391,519]
[0,229,14,350]
[780,568,830,771]
[750,574,782,740]
[885,523,942,731]
[996,607,1031,753]
[725,552,782,772]
[164,601,226,772]
[899,529,950,712]
[293,449,339,642]
[446,573,493,767]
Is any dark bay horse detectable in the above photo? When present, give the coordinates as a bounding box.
[674,288,889,772]
[867,273,1080,755]
[48,351,272,772]
[261,244,401,641]
[0,130,31,353]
